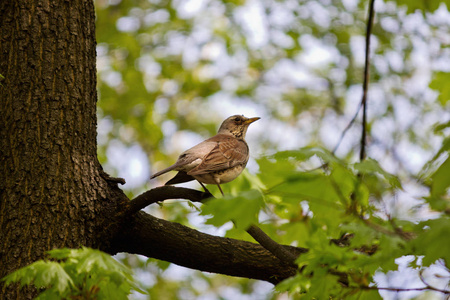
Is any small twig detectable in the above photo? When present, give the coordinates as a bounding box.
[100,170,126,185]
[358,284,450,294]
[360,0,376,161]
[418,269,450,294]
[332,101,363,155]
[332,0,376,157]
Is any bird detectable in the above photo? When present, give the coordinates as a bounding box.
[150,115,260,195]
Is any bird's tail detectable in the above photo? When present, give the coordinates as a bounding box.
[150,164,177,179]
[164,171,195,185]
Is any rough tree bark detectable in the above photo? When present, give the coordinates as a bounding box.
[0,0,121,297]
[0,1,303,298]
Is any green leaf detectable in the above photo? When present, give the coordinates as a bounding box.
[356,289,383,300]
[341,223,378,248]
[395,0,444,13]
[156,259,171,271]
[308,271,340,298]
[434,121,450,134]
[46,248,72,260]
[74,247,132,277]
[2,261,73,294]
[430,71,450,105]
[419,137,450,187]
[412,218,450,266]
[275,273,307,294]
[200,189,264,230]
[353,158,402,189]
[2,247,145,299]
[430,156,450,198]
[330,163,358,203]
[375,235,408,271]
[37,262,73,293]
[35,290,63,300]
[223,169,267,196]
[273,147,339,165]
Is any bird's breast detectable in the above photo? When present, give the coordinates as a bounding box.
[192,164,246,184]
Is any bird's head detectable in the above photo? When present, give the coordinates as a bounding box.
[217,115,260,139]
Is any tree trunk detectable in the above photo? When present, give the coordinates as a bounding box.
[0,1,302,298]
[0,0,114,297]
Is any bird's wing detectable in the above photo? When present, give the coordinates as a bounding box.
[187,135,249,176]
[150,138,219,179]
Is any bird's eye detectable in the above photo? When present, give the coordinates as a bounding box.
[234,117,241,122]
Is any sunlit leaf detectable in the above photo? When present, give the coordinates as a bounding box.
[395,0,444,13]
[200,189,264,230]
[2,261,73,294]
[2,247,145,299]
[430,156,450,198]
[412,218,450,266]
[353,159,402,189]
[430,72,450,105]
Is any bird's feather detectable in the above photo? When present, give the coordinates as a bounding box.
[188,135,249,176]
[164,171,195,185]
[150,139,217,179]
[150,164,178,179]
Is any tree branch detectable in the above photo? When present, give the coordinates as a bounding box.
[332,0,376,157]
[246,225,299,265]
[360,0,376,161]
[126,186,304,266]
[110,211,307,284]
[358,285,450,294]
[331,101,363,155]
[124,186,213,216]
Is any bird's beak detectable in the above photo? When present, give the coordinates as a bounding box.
[244,117,260,125]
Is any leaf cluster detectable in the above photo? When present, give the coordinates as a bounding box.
[2,247,145,300]
[91,0,450,297]
[201,146,450,298]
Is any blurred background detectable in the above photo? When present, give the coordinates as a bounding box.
[94,0,450,298]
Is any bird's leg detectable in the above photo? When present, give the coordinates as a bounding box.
[211,176,224,196]
[197,180,211,194]
[216,184,224,196]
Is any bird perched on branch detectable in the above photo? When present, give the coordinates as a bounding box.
[150,115,260,195]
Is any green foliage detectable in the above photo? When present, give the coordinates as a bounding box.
[93,0,450,297]
[201,189,264,230]
[2,247,145,300]
[430,72,450,106]
[353,158,402,189]
[411,217,450,266]
[421,122,450,212]
[199,145,450,297]
[395,0,447,13]
[430,156,450,199]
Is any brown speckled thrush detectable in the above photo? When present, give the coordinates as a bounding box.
[150,115,260,195]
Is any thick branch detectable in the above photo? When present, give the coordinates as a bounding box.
[110,212,307,284]
[127,186,303,265]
